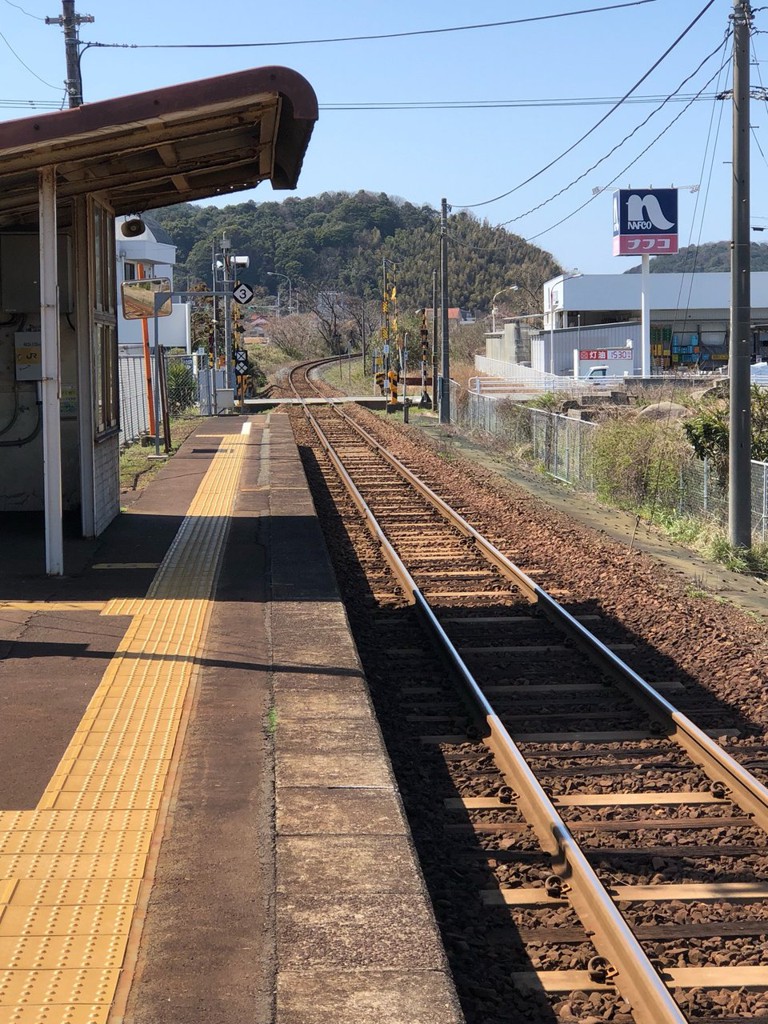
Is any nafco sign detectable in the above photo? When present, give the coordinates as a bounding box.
[612,188,678,256]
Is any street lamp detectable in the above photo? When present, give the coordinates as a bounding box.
[267,271,292,316]
[491,285,519,333]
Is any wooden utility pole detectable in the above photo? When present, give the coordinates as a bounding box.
[729,0,753,548]
[46,1,94,108]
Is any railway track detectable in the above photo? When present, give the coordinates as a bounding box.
[284,361,768,1024]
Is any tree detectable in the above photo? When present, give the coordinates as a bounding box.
[151,192,562,315]
[188,282,214,359]
[683,385,768,485]
[264,312,325,360]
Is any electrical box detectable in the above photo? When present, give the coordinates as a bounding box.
[216,388,235,412]
[14,332,42,380]
[0,233,73,313]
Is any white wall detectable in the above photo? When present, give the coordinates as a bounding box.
[550,271,768,319]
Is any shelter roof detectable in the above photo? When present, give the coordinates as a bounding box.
[0,65,317,223]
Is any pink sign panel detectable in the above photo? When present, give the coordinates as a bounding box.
[613,234,678,255]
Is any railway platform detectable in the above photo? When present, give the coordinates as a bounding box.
[0,410,462,1024]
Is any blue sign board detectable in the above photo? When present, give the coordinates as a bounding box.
[613,188,679,255]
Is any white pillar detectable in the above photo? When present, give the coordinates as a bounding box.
[641,253,651,377]
[39,166,63,575]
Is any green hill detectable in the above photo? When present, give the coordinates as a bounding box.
[151,192,561,314]
[625,240,768,273]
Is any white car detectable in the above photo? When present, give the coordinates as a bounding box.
[751,363,768,387]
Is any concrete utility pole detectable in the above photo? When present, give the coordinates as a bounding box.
[439,198,450,424]
[46,1,94,108]
[729,0,753,549]
[431,269,438,412]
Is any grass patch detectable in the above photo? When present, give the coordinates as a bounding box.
[641,506,713,547]
[708,536,768,577]
[636,504,768,578]
[266,704,278,735]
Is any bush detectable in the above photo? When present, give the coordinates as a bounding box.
[592,417,691,509]
[166,360,197,415]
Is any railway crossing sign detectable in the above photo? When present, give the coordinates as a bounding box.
[232,282,254,304]
[234,349,248,375]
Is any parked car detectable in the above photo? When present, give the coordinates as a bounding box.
[751,362,768,387]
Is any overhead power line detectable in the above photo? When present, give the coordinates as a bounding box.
[0,92,725,114]
[453,0,718,210]
[0,98,61,108]
[85,0,658,51]
[2,0,46,19]
[446,49,730,257]
[320,93,720,111]
[523,59,730,245]
[496,33,731,228]
[0,27,62,90]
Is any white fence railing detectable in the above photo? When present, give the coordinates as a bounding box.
[118,352,208,447]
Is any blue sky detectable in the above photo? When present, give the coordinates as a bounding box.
[0,1,759,278]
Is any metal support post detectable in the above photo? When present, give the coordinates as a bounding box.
[641,254,651,377]
[439,198,450,424]
[153,301,162,457]
[39,167,63,575]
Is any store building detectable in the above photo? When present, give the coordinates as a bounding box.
[486,272,768,377]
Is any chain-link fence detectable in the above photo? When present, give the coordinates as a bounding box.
[450,381,768,542]
[118,350,205,447]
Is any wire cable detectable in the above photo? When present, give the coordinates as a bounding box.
[453,0,718,210]
[0,98,62,108]
[496,33,730,229]
[0,28,63,91]
[85,1,659,51]
[751,23,768,172]
[320,93,720,111]
[523,56,731,245]
[1,0,45,18]
[446,49,731,258]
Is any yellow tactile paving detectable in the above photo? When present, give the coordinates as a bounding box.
[3,1005,110,1024]
[0,933,126,970]
[0,425,251,1022]
[91,563,160,570]
[0,603,107,613]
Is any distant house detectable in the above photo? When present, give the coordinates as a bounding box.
[116,214,191,351]
[425,307,475,325]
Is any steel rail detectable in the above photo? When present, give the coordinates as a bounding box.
[319,401,768,835]
[298,399,687,1024]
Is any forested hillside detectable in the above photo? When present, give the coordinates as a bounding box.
[151,191,561,314]
[625,240,768,273]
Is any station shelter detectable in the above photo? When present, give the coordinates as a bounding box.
[0,66,317,574]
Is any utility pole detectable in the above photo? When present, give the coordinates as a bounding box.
[46,1,93,108]
[439,198,450,424]
[431,269,438,412]
[729,0,753,548]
